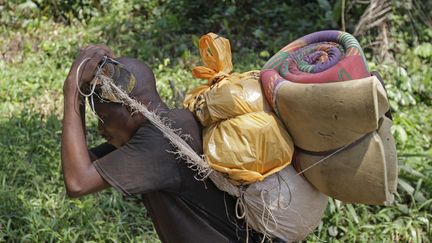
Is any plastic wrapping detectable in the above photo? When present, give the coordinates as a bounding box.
[204,112,294,182]
[184,33,294,182]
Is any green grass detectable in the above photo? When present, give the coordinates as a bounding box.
[1,3,431,242]
[0,19,160,242]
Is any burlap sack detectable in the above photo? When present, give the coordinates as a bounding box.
[240,165,328,241]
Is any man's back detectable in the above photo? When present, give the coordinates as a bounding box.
[92,109,251,242]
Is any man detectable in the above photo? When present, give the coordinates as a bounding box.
[61,44,265,242]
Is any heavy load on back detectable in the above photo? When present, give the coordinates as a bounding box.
[260,30,398,205]
[184,33,328,241]
[184,33,295,183]
[89,31,398,242]
[183,30,397,240]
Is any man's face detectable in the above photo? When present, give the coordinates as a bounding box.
[94,101,138,148]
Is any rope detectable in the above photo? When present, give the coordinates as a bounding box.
[75,57,105,122]
[295,143,350,176]
[75,57,95,97]
[94,71,236,185]
[75,56,342,241]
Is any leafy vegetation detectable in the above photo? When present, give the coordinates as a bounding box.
[1,0,431,242]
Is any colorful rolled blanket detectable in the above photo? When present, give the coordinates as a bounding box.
[259,30,383,152]
[261,30,370,108]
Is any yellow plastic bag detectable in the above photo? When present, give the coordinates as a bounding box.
[184,33,294,183]
[191,32,233,82]
[185,70,271,126]
[204,112,294,182]
[184,32,235,126]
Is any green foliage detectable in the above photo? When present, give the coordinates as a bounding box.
[0,0,431,242]
[0,111,158,242]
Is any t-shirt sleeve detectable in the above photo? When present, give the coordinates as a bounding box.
[93,124,182,196]
[89,143,116,159]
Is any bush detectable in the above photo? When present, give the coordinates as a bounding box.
[0,0,431,241]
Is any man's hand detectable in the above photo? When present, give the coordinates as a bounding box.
[64,44,115,95]
[61,44,113,197]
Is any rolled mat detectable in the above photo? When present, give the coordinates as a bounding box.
[259,30,390,152]
[258,30,397,205]
[261,30,370,111]
[294,117,398,205]
[261,73,389,152]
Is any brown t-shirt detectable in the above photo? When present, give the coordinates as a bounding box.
[92,109,260,243]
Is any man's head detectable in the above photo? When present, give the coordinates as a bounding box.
[90,57,167,148]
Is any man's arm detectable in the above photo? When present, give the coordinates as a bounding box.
[61,45,113,198]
